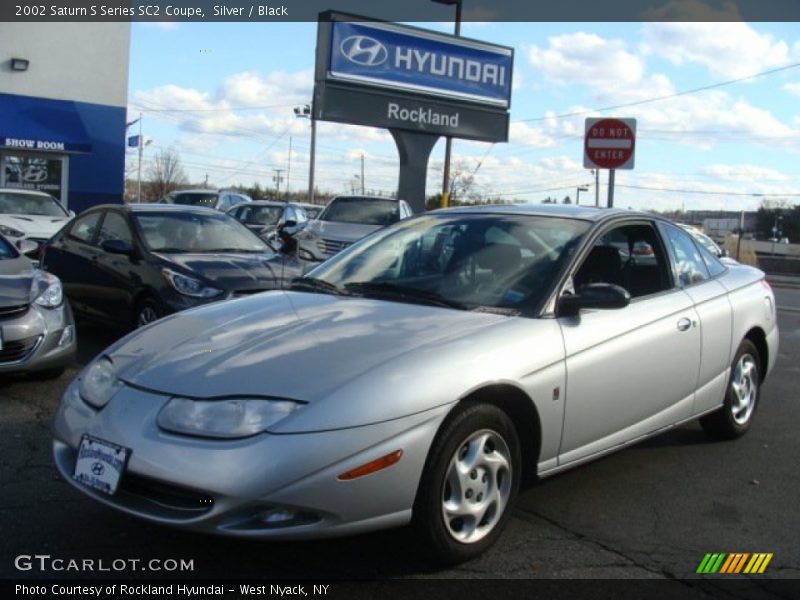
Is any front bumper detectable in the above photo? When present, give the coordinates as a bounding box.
[0,300,76,374]
[52,381,448,539]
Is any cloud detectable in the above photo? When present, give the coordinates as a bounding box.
[527,32,645,88]
[784,82,800,97]
[699,164,790,182]
[641,22,792,79]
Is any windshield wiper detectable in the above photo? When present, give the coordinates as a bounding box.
[290,276,348,296]
[344,281,468,310]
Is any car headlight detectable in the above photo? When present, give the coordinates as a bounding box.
[30,269,63,308]
[0,224,24,238]
[162,268,223,298]
[79,357,122,409]
[157,397,302,439]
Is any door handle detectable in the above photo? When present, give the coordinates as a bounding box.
[677,317,693,331]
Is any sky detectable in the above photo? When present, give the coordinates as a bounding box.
[126,20,800,212]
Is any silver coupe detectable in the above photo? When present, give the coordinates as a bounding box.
[52,205,778,564]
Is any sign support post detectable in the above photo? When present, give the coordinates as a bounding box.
[608,169,615,208]
[390,130,439,210]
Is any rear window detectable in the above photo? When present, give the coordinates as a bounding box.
[319,197,400,226]
[168,193,218,208]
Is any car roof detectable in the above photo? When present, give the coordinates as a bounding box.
[89,203,222,215]
[246,200,289,207]
[428,203,644,223]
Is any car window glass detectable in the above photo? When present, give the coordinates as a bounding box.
[97,212,133,245]
[68,212,102,244]
[575,223,671,298]
[662,223,710,286]
[0,235,16,259]
[695,237,727,277]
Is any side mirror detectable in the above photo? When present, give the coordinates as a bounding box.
[16,239,39,256]
[68,210,76,218]
[558,283,630,317]
[101,239,135,256]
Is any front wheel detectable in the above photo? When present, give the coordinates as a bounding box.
[412,402,521,565]
[700,339,761,440]
[133,297,164,329]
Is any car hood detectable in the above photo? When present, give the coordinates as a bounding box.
[0,256,33,306]
[307,220,380,241]
[108,291,507,403]
[0,214,70,238]
[157,251,291,291]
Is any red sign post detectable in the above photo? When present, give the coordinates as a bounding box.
[583,117,636,207]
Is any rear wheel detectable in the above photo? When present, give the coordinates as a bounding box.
[700,339,760,440]
[412,402,520,565]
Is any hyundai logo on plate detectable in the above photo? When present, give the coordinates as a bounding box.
[91,462,105,476]
[340,35,388,67]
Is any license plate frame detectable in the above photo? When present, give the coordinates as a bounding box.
[73,434,131,496]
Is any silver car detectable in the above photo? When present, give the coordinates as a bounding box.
[295,195,413,262]
[0,235,75,377]
[52,205,778,564]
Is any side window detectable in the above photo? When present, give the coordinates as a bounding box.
[296,207,308,223]
[218,195,232,211]
[574,223,671,298]
[97,212,133,245]
[68,211,102,244]
[695,241,727,278]
[660,223,710,287]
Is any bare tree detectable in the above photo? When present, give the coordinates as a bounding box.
[146,148,187,201]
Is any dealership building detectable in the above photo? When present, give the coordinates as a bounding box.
[0,23,130,212]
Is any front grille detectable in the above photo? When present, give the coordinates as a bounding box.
[318,238,352,257]
[118,473,214,518]
[0,334,42,364]
[0,304,29,319]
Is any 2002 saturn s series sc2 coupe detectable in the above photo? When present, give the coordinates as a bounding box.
[52,205,778,564]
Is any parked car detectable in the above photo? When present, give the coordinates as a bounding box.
[52,205,777,564]
[41,204,304,329]
[295,195,413,262]
[0,188,74,255]
[0,234,75,378]
[677,223,727,258]
[160,189,252,212]
[227,200,308,247]
[295,202,324,221]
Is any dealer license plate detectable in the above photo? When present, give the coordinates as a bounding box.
[73,435,130,495]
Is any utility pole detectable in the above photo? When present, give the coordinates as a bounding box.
[360,153,365,195]
[286,136,292,199]
[136,114,143,203]
[273,169,284,197]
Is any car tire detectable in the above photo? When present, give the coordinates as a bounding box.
[412,402,521,565]
[133,297,163,329]
[700,339,760,440]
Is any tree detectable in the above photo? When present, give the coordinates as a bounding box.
[146,148,187,201]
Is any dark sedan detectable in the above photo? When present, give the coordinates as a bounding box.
[41,204,304,329]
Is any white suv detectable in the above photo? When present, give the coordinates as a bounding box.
[0,188,74,254]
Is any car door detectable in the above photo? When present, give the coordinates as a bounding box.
[92,209,141,323]
[43,209,103,318]
[658,221,733,416]
[557,220,702,466]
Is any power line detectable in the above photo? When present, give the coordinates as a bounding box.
[517,61,800,123]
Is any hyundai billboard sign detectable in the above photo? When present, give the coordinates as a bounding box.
[327,21,513,108]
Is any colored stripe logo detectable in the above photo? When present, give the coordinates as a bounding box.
[697,553,773,574]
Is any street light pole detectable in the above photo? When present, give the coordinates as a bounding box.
[432,0,462,209]
[294,104,316,203]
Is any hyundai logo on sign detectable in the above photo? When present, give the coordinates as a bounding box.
[328,21,513,108]
[340,35,389,67]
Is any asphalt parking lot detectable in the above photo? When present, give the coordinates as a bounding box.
[1,285,798,585]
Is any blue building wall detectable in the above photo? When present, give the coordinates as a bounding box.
[70,100,126,213]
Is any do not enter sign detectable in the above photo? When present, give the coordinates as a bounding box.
[584,118,636,170]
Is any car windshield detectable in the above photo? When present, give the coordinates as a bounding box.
[134,212,269,253]
[0,191,68,216]
[167,192,219,208]
[318,197,400,226]
[306,213,590,311]
[242,205,283,226]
